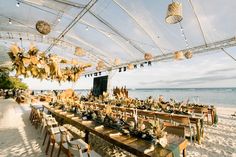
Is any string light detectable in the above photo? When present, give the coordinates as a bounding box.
[108,33,111,38]
[9,19,12,24]
[179,23,189,49]
[86,26,89,31]
[57,18,61,22]
[16,2,20,7]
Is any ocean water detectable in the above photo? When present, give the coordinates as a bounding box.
[76,88,236,107]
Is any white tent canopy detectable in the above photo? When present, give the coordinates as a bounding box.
[0,0,236,73]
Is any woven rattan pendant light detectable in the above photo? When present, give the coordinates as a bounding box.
[174,51,184,60]
[184,51,193,59]
[96,60,105,71]
[114,58,121,65]
[127,63,134,70]
[36,21,51,35]
[165,2,183,24]
[144,53,153,61]
[74,47,86,56]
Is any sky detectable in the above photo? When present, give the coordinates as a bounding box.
[0,0,236,90]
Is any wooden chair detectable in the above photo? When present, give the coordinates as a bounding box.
[57,129,90,157]
[171,115,195,143]
[163,124,185,138]
[42,117,58,146]
[193,107,209,124]
[155,113,172,123]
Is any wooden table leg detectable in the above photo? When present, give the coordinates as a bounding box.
[45,135,51,155]
[201,119,204,138]
[211,110,214,125]
[43,130,48,145]
[183,148,186,157]
[196,120,201,144]
[85,130,89,143]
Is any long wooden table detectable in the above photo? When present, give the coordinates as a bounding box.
[84,102,204,144]
[43,104,188,157]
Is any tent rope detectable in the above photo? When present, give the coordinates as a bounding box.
[221,48,236,62]
[188,0,208,46]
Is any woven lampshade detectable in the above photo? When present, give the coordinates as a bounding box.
[144,53,153,61]
[36,20,51,35]
[174,51,184,60]
[127,63,134,70]
[184,51,193,59]
[114,58,121,65]
[97,60,105,68]
[74,47,86,56]
[165,2,183,24]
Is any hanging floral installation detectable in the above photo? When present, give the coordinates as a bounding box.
[8,44,91,82]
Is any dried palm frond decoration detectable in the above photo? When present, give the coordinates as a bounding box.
[184,51,193,59]
[74,47,86,56]
[114,58,121,65]
[174,51,184,60]
[144,53,153,61]
[60,59,68,64]
[127,63,134,70]
[165,2,183,24]
[71,59,78,65]
[8,44,90,83]
[36,20,51,35]
[105,105,112,115]
[30,56,39,65]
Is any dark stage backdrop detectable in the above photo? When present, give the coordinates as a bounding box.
[92,75,108,97]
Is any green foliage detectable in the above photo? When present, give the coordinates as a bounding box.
[0,72,28,89]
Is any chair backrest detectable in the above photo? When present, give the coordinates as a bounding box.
[193,107,208,114]
[155,113,171,121]
[171,115,190,125]
[164,125,185,137]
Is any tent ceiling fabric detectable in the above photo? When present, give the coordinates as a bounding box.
[0,0,236,73]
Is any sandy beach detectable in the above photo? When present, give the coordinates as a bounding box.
[0,98,235,157]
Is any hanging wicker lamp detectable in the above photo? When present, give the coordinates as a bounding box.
[114,58,121,65]
[36,20,51,35]
[127,63,134,70]
[96,60,105,70]
[74,47,86,56]
[165,2,183,24]
[174,51,184,60]
[144,53,153,61]
[184,51,193,59]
